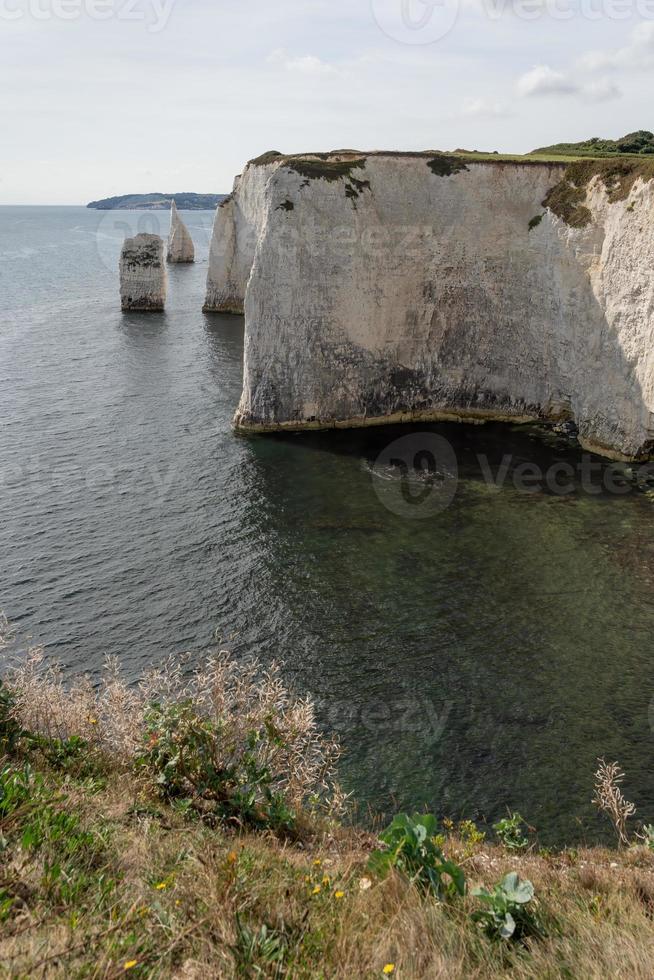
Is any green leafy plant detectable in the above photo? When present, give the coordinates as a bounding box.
[472,872,543,942]
[138,701,296,832]
[0,762,46,819]
[0,681,21,754]
[493,812,529,851]
[458,819,486,852]
[368,813,465,899]
[637,824,654,850]
[229,914,287,977]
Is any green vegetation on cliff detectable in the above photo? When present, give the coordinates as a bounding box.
[531,130,654,158]
[542,157,654,227]
[3,619,654,978]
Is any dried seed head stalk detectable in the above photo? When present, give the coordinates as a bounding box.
[592,758,636,846]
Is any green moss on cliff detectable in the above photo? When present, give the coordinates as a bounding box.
[344,177,371,204]
[286,157,368,183]
[543,179,593,228]
[248,150,284,166]
[427,155,469,177]
[543,157,654,226]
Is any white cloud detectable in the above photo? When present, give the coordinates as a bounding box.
[516,65,577,97]
[581,78,622,103]
[579,22,654,73]
[460,97,511,118]
[516,65,621,103]
[266,49,339,76]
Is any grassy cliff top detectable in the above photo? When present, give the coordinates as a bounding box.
[247,149,572,168]
[3,641,654,977]
[247,147,654,228]
[248,133,654,171]
[531,130,654,158]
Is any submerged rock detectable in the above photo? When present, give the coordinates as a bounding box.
[119,233,166,311]
[167,200,195,264]
[207,150,654,461]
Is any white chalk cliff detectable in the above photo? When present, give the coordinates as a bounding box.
[204,157,283,312]
[208,151,654,460]
[119,233,166,311]
[167,199,195,263]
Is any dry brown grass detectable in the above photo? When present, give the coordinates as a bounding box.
[2,763,654,979]
[4,644,343,819]
[3,623,654,977]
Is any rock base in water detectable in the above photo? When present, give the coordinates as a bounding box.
[119,233,166,311]
[167,200,195,264]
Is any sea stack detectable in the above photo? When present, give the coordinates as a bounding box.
[119,233,166,311]
[167,199,195,263]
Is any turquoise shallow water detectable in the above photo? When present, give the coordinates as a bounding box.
[2,205,654,844]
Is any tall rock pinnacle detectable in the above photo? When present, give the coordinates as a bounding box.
[167,199,195,263]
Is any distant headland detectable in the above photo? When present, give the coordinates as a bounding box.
[87,192,227,211]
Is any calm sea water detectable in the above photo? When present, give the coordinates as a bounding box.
[2,205,654,844]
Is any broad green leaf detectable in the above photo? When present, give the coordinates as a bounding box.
[500,912,516,939]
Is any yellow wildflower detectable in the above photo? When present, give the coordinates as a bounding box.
[334,890,345,900]
[154,882,167,890]
[312,885,321,895]
[87,717,98,725]
[322,875,330,886]
[123,962,138,971]
[383,966,395,975]
[313,858,321,866]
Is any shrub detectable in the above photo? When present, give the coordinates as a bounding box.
[138,699,296,831]
[493,812,529,851]
[4,647,344,833]
[368,813,465,899]
[472,872,543,942]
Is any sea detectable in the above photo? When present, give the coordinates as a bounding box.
[2,204,654,843]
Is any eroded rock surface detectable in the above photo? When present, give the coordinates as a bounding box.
[210,152,654,460]
[167,200,195,263]
[119,233,166,311]
[203,159,283,312]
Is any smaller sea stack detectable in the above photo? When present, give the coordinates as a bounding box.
[167,199,195,263]
[119,233,167,311]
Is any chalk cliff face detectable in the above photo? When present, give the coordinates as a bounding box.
[119,233,166,311]
[203,160,282,312]
[167,200,195,263]
[215,152,654,460]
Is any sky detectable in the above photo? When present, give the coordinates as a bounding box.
[1,0,653,203]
